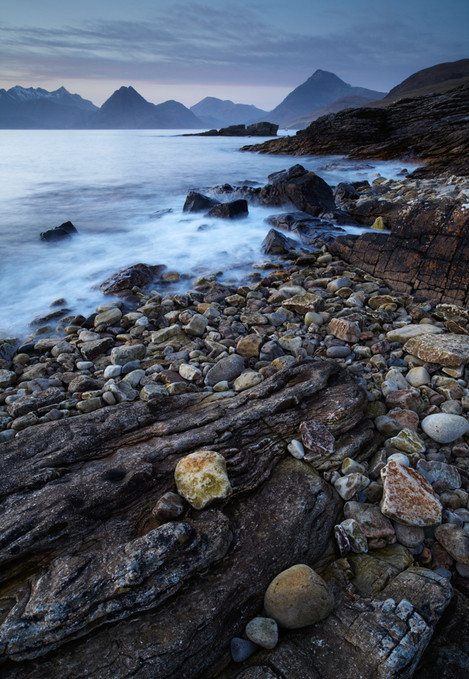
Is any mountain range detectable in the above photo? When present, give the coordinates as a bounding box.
[0,70,386,130]
[1,60,466,130]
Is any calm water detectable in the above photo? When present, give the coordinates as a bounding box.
[0,129,413,338]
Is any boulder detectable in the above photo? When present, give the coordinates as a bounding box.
[207,199,248,219]
[258,165,336,217]
[261,228,298,254]
[100,263,166,294]
[246,122,278,136]
[183,191,220,212]
[329,201,469,306]
[40,221,77,242]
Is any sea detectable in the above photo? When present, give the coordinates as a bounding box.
[0,129,415,339]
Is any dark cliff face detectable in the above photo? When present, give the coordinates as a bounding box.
[243,83,469,177]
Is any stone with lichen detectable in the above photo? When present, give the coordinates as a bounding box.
[174,450,232,509]
[380,460,442,527]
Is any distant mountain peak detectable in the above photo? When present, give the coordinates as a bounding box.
[268,69,385,125]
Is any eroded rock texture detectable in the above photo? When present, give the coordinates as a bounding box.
[329,201,469,306]
[219,568,452,679]
[0,359,363,677]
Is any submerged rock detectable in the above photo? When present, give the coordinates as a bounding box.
[40,221,77,242]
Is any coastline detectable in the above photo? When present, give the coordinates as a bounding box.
[1,159,469,677]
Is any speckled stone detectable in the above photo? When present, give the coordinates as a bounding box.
[386,324,443,344]
[328,318,360,343]
[264,564,334,629]
[421,413,469,443]
[282,293,324,314]
[435,523,469,564]
[233,371,264,392]
[245,617,278,649]
[386,428,426,454]
[174,450,232,509]
[403,333,469,367]
[381,460,442,527]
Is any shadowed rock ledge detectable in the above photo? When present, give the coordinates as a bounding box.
[0,360,363,677]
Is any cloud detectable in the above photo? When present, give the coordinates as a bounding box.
[0,0,468,93]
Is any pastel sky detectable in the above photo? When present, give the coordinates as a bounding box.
[1,0,468,109]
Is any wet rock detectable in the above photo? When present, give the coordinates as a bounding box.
[175,450,232,509]
[183,191,220,212]
[40,221,77,242]
[264,564,334,629]
[381,460,442,526]
[207,199,248,219]
[258,165,336,218]
[261,228,298,254]
[100,263,165,295]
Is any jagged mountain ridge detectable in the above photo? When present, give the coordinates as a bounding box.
[88,86,204,129]
[0,86,97,128]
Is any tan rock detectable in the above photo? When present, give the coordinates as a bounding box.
[264,564,334,629]
[328,317,360,342]
[282,293,324,314]
[403,333,469,367]
[380,460,442,527]
[386,324,443,344]
[236,334,262,357]
[174,450,232,509]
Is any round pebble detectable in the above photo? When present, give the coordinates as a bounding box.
[421,413,469,443]
[264,564,334,629]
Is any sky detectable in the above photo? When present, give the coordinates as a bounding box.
[0,0,468,110]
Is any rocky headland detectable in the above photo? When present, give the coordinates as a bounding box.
[242,81,469,178]
[1,151,469,677]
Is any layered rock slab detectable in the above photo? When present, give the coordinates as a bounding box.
[0,360,359,676]
[220,567,452,679]
[0,458,340,678]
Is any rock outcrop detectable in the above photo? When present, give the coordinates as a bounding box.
[243,83,469,177]
[186,122,278,137]
[329,200,469,305]
[0,360,364,677]
[40,221,78,242]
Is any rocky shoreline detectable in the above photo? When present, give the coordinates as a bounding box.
[1,166,469,678]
